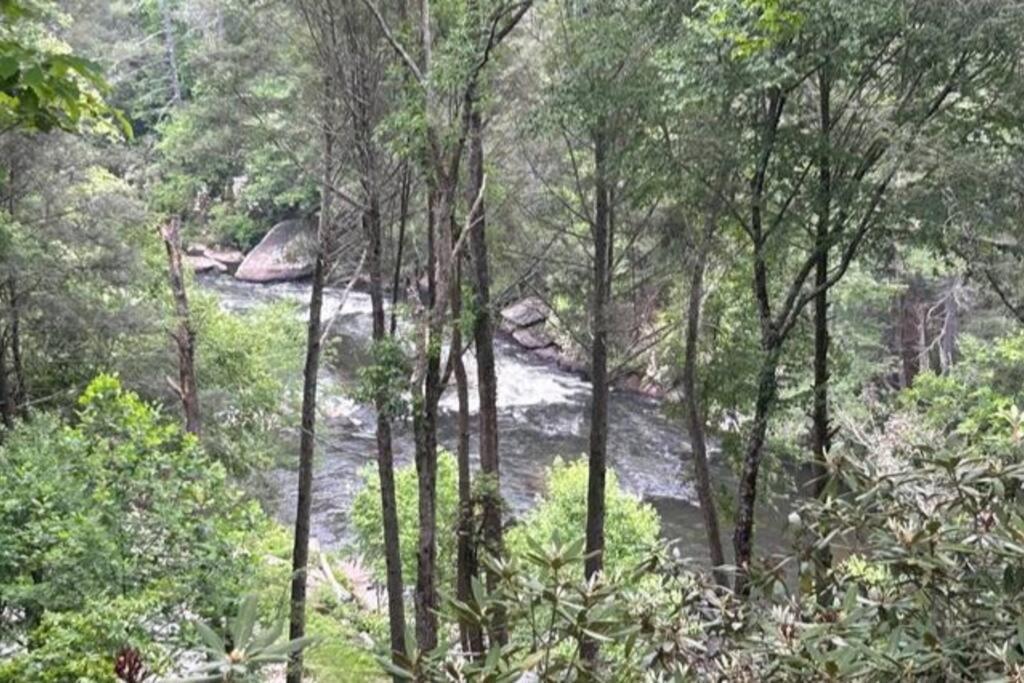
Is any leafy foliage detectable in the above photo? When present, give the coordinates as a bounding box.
[168,594,314,683]
[0,375,270,678]
[0,0,128,134]
[506,458,661,575]
[352,449,460,587]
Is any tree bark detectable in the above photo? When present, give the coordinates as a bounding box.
[732,346,781,597]
[583,129,612,666]
[366,192,408,668]
[287,90,335,683]
[451,257,484,656]
[413,187,448,652]
[466,100,506,645]
[681,237,726,585]
[809,62,834,603]
[159,217,201,437]
[0,332,12,430]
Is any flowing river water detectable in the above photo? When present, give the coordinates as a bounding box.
[201,275,786,562]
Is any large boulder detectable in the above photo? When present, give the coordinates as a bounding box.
[500,296,550,330]
[512,325,555,350]
[235,219,315,283]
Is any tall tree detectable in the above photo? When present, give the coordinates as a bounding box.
[362,0,533,651]
[308,0,411,665]
[286,76,336,683]
[464,10,505,646]
[681,0,1024,595]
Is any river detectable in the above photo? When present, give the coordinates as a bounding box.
[201,274,786,562]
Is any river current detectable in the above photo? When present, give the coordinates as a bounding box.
[201,275,784,562]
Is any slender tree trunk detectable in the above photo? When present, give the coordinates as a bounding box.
[732,345,780,597]
[451,257,483,655]
[681,237,726,585]
[5,169,25,417]
[366,192,408,668]
[466,101,507,645]
[939,285,959,373]
[732,89,785,598]
[583,129,611,666]
[413,187,447,652]
[917,303,930,375]
[0,332,12,430]
[390,166,410,337]
[809,63,834,604]
[287,94,335,683]
[160,217,201,436]
[6,280,25,418]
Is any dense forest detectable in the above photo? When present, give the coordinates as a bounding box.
[3,0,1024,680]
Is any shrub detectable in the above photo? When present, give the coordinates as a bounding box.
[352,454,661,588]
[351,450,460,587]
[507,457,661,574]
[191,294,303,474]
[0,375,270,676]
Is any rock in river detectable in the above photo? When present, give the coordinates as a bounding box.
[234,219,315,283]
[185,254,228,274]
[500,296,550,330]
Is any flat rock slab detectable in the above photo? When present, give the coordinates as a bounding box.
[501,296,550,329]
[204,246,245,267]
[235,218,315,282]
[186,254,227,274]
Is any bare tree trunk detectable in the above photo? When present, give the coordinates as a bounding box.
[583,129,611,666]
[732,346,780,597]
[732,89,784,598]
[466,101,507,646]
[287,92,335,683]
[5,280,25,419]
[160,217,201,436]
[681,237,726,585]
[366,192,408,668]
[413,186,448,652]
[0,332,12,430]
[451,258,483,655]
[5,169,26,418]
[809,63,833,604]
[390,166,410,336]
[939,284,959,373]
[157,0,183,105]
[917,303,930,375]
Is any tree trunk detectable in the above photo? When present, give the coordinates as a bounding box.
[939,285,959,373]
[287,93,335,683]
[583,130,611,666]
[6,281,25,419]
[451,260,483,656]
[809,63,833,603]
[466,102,506,645]
[159,217,201,437]
[732,346,780,597]
[413,187,447,652]
[681,238,726,585]
[0,332,12,430]
[366,192,408,669]
[917,302,930,375]
[390,166,410,337]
